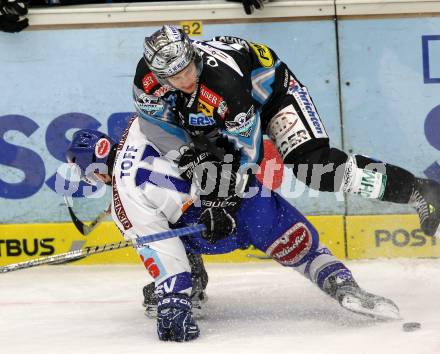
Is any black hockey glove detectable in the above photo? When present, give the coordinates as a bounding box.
[157,293,200,342]
[197,152,243,243]
[178,147,219,181]
[0,0,28,33]
[227,0,264,15]
[199,194,239,243]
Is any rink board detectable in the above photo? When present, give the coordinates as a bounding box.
[346,214,440,259]
[1,214,439,267]
[0,216,344,266]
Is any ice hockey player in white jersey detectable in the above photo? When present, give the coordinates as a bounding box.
[66,115,401,342]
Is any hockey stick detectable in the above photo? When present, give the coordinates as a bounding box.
[64,195,111,236]
[0,224,206,274]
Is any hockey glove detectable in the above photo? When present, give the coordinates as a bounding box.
[178,147,219,181]
[0,0,28,33]
[199,198,238,243]
[198,153,243,243]
[227,0,264,15]
[157,293,200,342]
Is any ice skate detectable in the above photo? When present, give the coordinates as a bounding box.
[324,274,400,321]
[411,178,440,238]
[143,254,208,318]
[142,278,208,318]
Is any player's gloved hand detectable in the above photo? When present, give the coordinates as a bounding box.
[199,199,238,243]
[157,293,200,342]
[227,0,264,15]
[178,146,219,181]
[0,0,28,33]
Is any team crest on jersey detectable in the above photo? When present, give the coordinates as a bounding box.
[189,113,216,126]
[137,93,164,114]
[249,42,274,68]
[142,72,159,93]
[225,105,256,137]
[197,99,214,117]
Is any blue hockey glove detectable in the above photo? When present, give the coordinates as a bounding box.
[157,293,200,342]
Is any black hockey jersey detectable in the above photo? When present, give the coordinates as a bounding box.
[133,37,293,166]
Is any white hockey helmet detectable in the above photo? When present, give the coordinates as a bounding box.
[143,25,202,84]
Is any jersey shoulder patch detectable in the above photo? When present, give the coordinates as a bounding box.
[249,42,274,68]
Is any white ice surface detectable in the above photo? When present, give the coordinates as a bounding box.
[1,259,440,354]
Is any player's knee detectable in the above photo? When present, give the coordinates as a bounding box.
[265,221,319,267]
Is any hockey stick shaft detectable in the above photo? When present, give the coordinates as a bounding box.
[0,224,206,273]
[64,195,111,236]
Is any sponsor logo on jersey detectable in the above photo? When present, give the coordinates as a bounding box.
[199,84,221,107]
[342,158,387,199]
[142,72,159,93]
[291,86,327,138]
[249,42,274,68]
[142,256,161,278]
[95,138,111,159]
[153,85,173,97]
[283,69,289,88]
[112,181,133,230]
[189,113,216,126]
[266,222,313,266]
[197,99,215,117]
[268,105,312,159]
[357,170,387,199]
[287,76,301,93]
[341,155,356,192]
[225,105,256,137]
[217,100,229,120]
[117,116,136,151]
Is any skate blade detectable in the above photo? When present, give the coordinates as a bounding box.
[340,295,401,321]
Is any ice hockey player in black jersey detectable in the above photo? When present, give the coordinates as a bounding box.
[134,25,440,241]
[128,25,440,341]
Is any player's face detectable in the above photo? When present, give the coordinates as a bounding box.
[167,62,198,94]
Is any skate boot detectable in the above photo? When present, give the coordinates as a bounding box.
[142,253,208,318]
[411,178,440,238]
[323,273,400,321]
